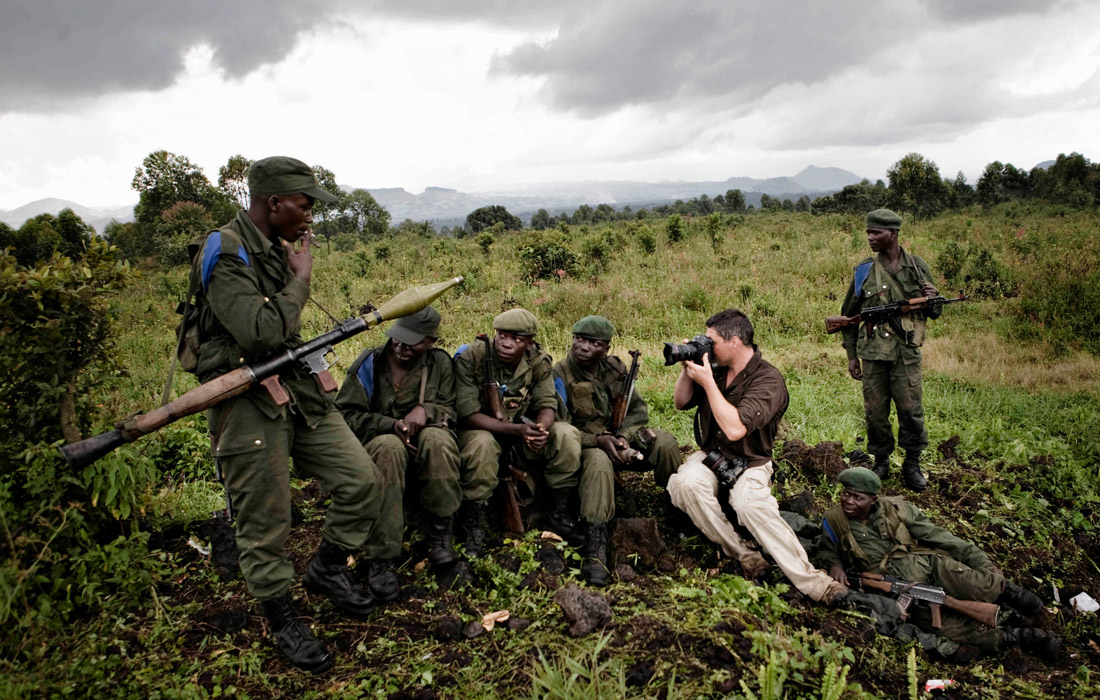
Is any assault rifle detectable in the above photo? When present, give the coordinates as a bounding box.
[608,350,646,462]
[849,571,1000,629]
[480,334,505,421]
[825,295,969,342]
[59,277,464,469]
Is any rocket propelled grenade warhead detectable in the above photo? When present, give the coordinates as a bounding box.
[367,276,464,327]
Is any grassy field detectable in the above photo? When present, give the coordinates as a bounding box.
[3,206,1100,699]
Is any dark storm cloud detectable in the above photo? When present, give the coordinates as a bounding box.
[918,0,1072,22]
[489,1,914,116]
[0,0,331,112]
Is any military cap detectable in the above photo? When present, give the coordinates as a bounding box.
[572,315,615,340]
[838,467,881,495]
[493,308,538,336]
[248,156,337,203]
[866,208,902,230]
[386,305,441,345]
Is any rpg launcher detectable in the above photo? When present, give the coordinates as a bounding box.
[59,276,465,469]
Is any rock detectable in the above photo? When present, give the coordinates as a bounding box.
[778,489,815,517]
[462,621,486,639]
[535,543,566,575]
[625,660,655,687]
[614,563,637,583]
[611,518,667,570]
[435,615,463,642]
[505,616,531,632]
[553,583,612,637]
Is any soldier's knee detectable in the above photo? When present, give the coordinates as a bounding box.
[461,430,502,460]
[582,447,614,473]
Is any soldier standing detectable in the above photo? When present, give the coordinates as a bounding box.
[192,156,383,673]
[336,306,462,595]
[840,209,941,491]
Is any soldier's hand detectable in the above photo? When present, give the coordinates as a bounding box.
[520,422,549,451]
[393,419,417,453]
[284,231,314,284]
[403,405,428,437]
[848,358,862,380]
[597,434,628,464]
[921,281,939,299]
[829,565,849,586]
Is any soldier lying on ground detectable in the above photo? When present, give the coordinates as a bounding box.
[814,467,1062,663]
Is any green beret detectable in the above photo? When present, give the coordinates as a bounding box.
[386,305,441,345]
[866,208,902,230]
[493,308,538,336]
[838,467,881,495]
[248,156,337,203]
[571,315,615,340]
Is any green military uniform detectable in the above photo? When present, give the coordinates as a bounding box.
[553,350,681,494]
[840,248,941,460]
[194,210,382,601]
[815,496,1003,652]
[336,340,461,560]
[453,336,582,506]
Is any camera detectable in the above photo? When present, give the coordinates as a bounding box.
[703,450,747,489]
[663,334,714,366]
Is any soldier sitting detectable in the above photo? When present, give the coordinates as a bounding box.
[553,315,683,585]
[815,467,1061,663]
[453,309,583,556]
[336,306,462,596]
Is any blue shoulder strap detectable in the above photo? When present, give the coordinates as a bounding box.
[356,352,376,402]
[554,376,568,405]
[853,260,872,298]
[453,343,470,359]
[822,516,840,546]
[201,231,251,291]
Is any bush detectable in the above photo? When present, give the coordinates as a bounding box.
[666,214,686,243]
[519,234,578,281]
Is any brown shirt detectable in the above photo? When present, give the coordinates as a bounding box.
[684,347,788,468]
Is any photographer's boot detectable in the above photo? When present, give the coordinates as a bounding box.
[426,513,458,568]
[581,521,610,587]
[364,559,400,602]
[900,450,927,492]
[303,539,377,618]
[546,488,584,543]
[261,593,333,674]
[997,580,1044,616]
[871,454,890,480]
[1001,627,1063,663]
[460,500,488,558]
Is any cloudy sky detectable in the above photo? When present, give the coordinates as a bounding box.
[1,0,1098,210]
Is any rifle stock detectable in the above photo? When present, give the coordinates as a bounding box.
[60,276,464,469]
[943,593,1000,628]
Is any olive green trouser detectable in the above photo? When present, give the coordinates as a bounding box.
[210,396,383,601]
[458,421,582,504]
[886,552,1005,604]
[861,354,927,457]
[609,428,682,488]
[845,590,1002,656]
[361,427,462,560]
[578,448,616,523]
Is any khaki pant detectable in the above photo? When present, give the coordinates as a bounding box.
[210,396,383,600]
[667,451,838,601]
[458,421,582,503]
[361,427,462,560]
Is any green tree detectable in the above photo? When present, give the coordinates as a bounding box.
[795,195,812,212]
[530,208,552,230]
[54,208,95,259]
[103,220,153,262]
[343,188,391,240]
[466,205,521,233]
[886,152,950,218]
[131,150,231,228]
[811,179,888,215]
[976,161,1029,207]
[217,154,253,209]
[311,164,345,241]
[156,201,217,266]
[666,213,686,243]
[723,189,747,213]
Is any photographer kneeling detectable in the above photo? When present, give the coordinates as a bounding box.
[666,309,848,605]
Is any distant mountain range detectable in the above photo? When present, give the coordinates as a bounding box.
[1,165,865,232]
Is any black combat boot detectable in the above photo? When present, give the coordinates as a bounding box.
[261,593,333,674]
[581,521,610,587]
[998,580,1044,616]
[426,513,459,568]
[303,539,377,618]
[460,501,488,558]
[545,488,584,543]
[364,559,400,602]
[900,450,927,492]
[1000,627,1063,663]
[871,454,890,479]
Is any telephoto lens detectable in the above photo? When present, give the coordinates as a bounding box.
[662,335,714,365]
